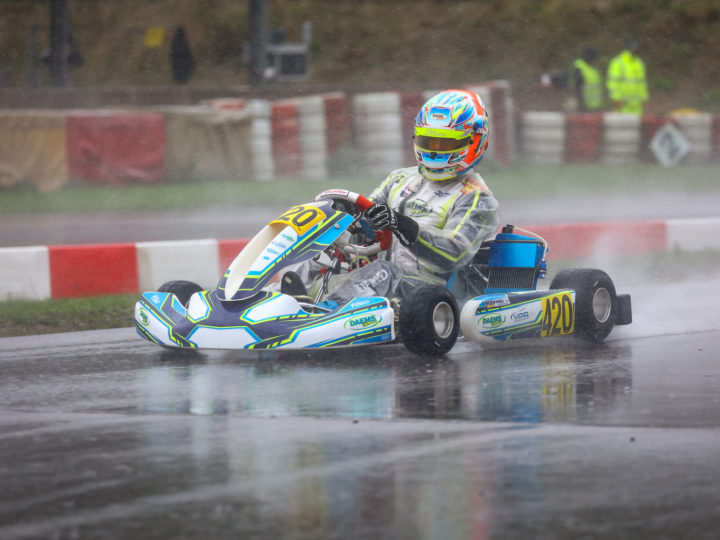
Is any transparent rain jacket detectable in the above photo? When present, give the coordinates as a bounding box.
[286,167,499,306]
[369,166,500,282]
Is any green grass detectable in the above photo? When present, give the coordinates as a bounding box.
[0,294,138,338]
[1,162,718,215]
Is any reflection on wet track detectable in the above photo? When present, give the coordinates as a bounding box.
[135,341,637,426]
[2,324,720,538]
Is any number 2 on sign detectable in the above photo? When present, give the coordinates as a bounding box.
[541,292,574,337]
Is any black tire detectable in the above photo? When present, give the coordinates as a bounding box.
[157,280,203,307]
[550,268,617,343]
[399,285,459,356]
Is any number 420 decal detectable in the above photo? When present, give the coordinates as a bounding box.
[540,292,574,337]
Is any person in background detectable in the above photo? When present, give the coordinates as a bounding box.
[282,89,500,307]
[607,37,648,114]
[572,45,603,112]
[170,25,195,84]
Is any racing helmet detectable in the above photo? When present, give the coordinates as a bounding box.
[414,89,489,182]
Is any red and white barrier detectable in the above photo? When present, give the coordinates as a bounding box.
[136,239,220,292]
[0,83,514,190]
[246,100,274,181]
[0,246,50,300]
[353,92,405,176]
[66,111,166,185]
[522,111,720,164]
[2,218,718,301]
[270,92,350,180]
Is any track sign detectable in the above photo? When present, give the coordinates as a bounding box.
[650,122,691,167]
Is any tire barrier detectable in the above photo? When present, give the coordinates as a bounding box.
[564,113,603,163]
[353,92,404,177]
[2,218,718,301]
[521,112,566,164]
[672,112,713,163]
[161,101,273,182]
[66,112,166,186]
[0,111,68,191]
[467,81,515,164]
[0,82,514,189]
[522,111,720,164]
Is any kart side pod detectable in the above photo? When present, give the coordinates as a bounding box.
[461,226,632,344]
[460,269,632,344]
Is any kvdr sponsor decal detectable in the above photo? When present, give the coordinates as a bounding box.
[344,314,382,330]
[510,310,529,322]
[480,313,505,328]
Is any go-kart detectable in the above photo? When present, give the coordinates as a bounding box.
[134,188,632,357]
[134,189,461,356]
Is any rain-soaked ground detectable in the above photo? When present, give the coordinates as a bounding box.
[2,191,720,537]
[2,275,720,539]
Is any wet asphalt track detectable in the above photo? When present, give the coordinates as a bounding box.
[2,190,719,246]
[3,192,720,538]
[2,277,720,539]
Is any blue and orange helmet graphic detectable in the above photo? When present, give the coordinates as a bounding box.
[414,89,489,181]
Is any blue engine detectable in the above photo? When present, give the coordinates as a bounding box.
[484,225,547,293]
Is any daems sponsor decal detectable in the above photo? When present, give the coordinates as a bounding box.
[344,314,382,330]
[480,313,505,328]
[138,308,150,326]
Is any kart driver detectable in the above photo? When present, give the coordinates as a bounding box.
[283,89,500,307]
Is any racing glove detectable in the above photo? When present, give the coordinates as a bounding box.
[364,203,419,247]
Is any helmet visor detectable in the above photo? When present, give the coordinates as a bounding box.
[415,134,472,152]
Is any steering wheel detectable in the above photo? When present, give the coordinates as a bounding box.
[314,189,372,217]
[314,188,392,257]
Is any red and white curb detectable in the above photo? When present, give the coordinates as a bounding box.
[1,217,719,301]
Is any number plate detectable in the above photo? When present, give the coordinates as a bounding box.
[270,205,326,236]
[540,291,575,337]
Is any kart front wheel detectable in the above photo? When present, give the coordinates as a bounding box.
[399,285,459,356]
[550,268,617,343]
[157,280,203,307]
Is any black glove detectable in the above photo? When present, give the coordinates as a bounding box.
[365,203,397,230]
[364,204,419,247]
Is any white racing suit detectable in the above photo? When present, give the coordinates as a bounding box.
[295,166,499,306]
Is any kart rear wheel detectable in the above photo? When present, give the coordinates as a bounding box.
[550,268,617,343]
[157,280,203,307]
[399,285,459,356]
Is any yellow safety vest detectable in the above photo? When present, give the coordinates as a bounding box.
[607,50,648,114]
[573,59,603,111]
